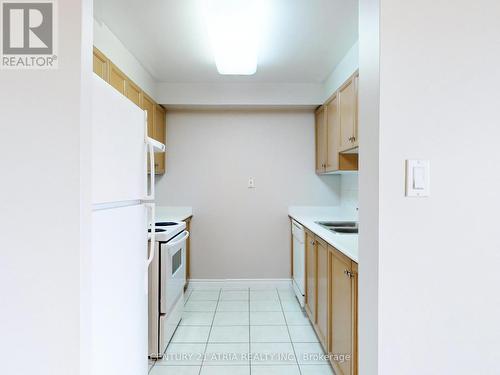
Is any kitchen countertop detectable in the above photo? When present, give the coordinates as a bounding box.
[288,206,358,262]
[156,206,193,222]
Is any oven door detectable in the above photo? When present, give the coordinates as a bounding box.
[160,231,190,315]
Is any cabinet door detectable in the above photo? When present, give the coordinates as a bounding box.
[184,218,192,289]
[339,77,356,152]
[352,73,359,149]
[305,230,316,322]
[153,105,166,174]
[142,94,156,174]
[315,106,327,174]
[325,95,340,172]
[330,248,354,375]
[142,94,155,139]
[109,62,127,95]
[125,80,142,107]
[93,47,108,81]
[316,238,329,349]
[352,261,358,375]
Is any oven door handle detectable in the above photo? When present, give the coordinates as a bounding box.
[166,231,190,251]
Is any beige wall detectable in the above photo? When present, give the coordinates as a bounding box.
[156,110,340,279]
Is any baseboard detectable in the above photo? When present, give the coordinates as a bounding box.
[187,278,292,290]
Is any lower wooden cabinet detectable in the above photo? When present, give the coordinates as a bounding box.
[305,229,316,321]
[329,247,357,375]
[301,228,358,375]
[184,217,192,290]
[316,237,329,349]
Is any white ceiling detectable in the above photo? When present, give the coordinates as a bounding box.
[94,0,358,84]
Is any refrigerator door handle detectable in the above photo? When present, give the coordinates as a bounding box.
[145,203,155,293]
[143,111,155,201]
[143,110,166,202]
[145,142,155,201]
[146,203,156,268]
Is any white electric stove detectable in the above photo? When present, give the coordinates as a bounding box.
[148,221,189,359]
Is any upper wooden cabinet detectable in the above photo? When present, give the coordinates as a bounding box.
[315,80,359,175]
[92,47,108,81]
[142,94,166,175]
[315,106,327,173]
[339,73,359,152]
[142,93,156,138]
[125,80,142,107]
[153,105,166,174]
[108,62,127,95]
[325,95,340,172]
[92,46,167,175]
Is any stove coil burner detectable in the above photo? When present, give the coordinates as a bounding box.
[155,222,179,227]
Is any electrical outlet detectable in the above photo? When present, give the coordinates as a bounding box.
[248,177,255,188]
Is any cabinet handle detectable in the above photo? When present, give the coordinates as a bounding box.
[344,270,354,278]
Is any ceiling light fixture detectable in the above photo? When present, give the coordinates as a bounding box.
[203,0,265,75]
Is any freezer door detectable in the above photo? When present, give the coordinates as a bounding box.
[92,75,147,204]
[91,204,148,375]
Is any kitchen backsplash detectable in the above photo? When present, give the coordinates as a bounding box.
[340,173,359,219]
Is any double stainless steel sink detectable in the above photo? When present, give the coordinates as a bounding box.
[316,221,358,234]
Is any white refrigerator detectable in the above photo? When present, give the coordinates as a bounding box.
[90,75,164,375]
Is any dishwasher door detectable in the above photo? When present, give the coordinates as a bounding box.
[291,220,305,306]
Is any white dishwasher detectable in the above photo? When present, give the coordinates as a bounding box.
[291,220,305,307]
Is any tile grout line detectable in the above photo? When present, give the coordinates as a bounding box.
[277,287,303,375]
[158,287,318,373]
[197,287,222,375]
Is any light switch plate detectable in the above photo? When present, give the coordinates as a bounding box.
[405,160,430,197]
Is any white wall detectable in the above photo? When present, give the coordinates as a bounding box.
[155,110,341,279]
[93,19,157,99]
[0,1,92,374]
[93,22,356,106]
[358,0,380,373]
[322,41,359,101]
[154,43,358,106]
[156,82,324,107]
[363,0,500,373]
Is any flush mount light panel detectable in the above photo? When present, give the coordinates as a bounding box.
[203,0,265,75]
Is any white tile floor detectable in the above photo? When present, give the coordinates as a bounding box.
[149,286,334,375]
